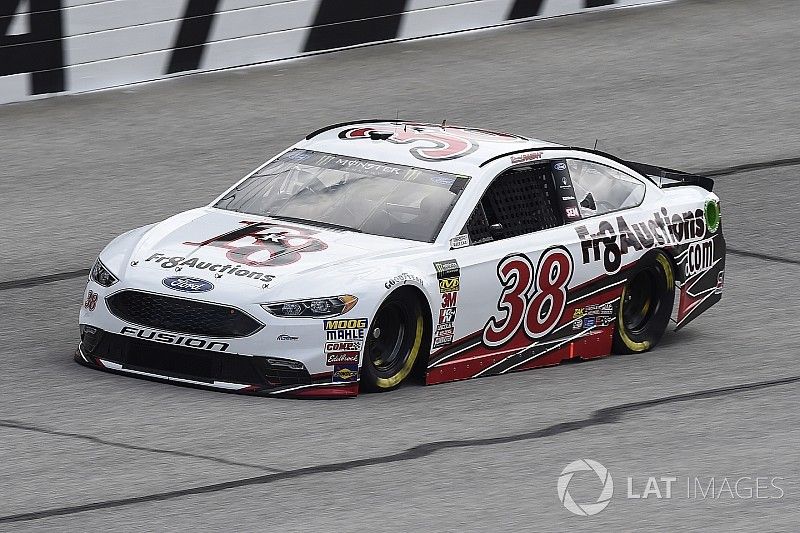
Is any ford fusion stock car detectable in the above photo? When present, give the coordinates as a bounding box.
[77,120,725,398]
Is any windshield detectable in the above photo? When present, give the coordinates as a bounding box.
[214,149,469,242]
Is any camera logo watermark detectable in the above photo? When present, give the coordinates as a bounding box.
[557,459,614,516]
[557,459,785,517]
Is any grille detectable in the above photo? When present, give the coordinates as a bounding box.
[85,330,312,388]
[106,290,263,338]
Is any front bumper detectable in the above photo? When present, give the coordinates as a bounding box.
[76,326,359,398]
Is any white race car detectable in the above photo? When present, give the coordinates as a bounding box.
[77,120,725,398]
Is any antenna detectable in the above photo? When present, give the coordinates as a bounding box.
[593,139,599,150]
[395,109,399,121]
[441,119,447,129]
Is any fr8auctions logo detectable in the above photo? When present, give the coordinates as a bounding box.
[483,248,573,347]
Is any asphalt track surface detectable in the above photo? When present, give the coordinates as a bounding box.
[1,0,799,530]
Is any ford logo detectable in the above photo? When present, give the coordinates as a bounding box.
[553,162,567,171]
[162,276,214,293]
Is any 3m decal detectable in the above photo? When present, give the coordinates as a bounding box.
[184,221,327,267]
[576,208,706,273]
[483,248,574,347]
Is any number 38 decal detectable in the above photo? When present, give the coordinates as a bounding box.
[483,248,574,347]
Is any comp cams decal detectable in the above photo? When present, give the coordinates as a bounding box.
[324,318,368,382]
[575,208,707,274]
[433,259,460,348]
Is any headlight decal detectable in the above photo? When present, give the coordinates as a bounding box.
[262,295,357,318]
[90,258,119,287]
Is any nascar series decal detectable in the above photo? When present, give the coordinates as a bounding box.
[339,124,524,162]
[324,318,368,382]
[184,221,328,267]
[433,259,460,348]
[575,208,708,274]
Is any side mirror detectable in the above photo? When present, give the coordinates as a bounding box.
[580,192,596,211]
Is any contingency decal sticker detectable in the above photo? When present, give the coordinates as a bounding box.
[324,318,368,382]
[433,259,460,348]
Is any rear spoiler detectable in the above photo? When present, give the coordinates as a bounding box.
[624,161,714,192]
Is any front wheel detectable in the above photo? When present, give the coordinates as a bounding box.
[613,251,675,354]
[361,291,425,392]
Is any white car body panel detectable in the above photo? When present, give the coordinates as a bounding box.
[78,121,724,397]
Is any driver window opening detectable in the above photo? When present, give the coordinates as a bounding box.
[464,162,563,245]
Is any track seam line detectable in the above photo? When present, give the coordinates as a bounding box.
[0,420,283,474]
[1,375,797,524]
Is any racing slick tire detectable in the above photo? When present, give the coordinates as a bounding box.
[361,290,426,392]
[612,250,675,354]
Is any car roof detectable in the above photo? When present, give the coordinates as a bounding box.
[298,120,563,176]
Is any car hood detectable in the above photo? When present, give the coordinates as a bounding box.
[114,208,425,290]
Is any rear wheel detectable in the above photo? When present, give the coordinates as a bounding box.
[613,251,675,354]
[361,291,425,392]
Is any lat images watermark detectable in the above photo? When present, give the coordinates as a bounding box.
[557,459,614,516]
[557,460,785,517]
